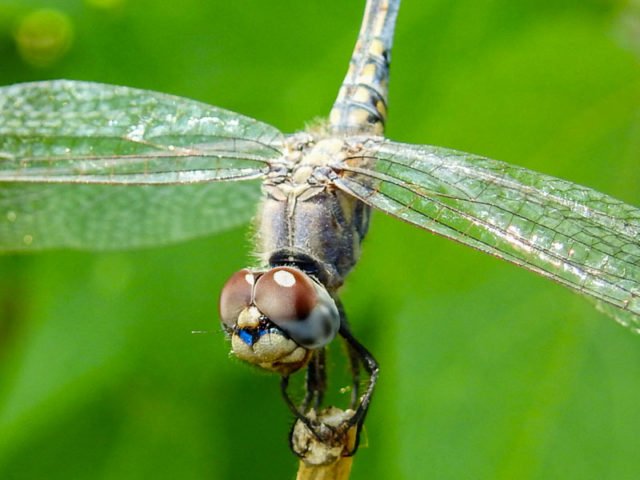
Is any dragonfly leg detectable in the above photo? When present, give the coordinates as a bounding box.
[281,373,329,437]
[282,304,378,456]
[345,335,362,409]
[302,348,327,411]
[338,321,379,454]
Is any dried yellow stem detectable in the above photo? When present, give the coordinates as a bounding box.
[292,408,358,480]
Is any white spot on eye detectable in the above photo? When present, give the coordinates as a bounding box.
[7,211,17,222]
[243,273,255,285]
[273,270,296,288]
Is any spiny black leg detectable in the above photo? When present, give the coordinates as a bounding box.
[336,300,361,408]
[282,373,338,452]
[345,340,362,409]
[283,301,378,456]
[302,348,327,411]
[285,327,378,456]
[335,300,379,454]
[281,375,316,432]
[339,324,379,433]
[280,350,329,434]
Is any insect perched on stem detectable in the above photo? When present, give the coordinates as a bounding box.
[1,0,639,476]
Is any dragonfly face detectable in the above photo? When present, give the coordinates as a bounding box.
[219,267,340,375]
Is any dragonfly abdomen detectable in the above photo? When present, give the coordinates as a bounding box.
[329,50,389,135]
[329,0,399,135]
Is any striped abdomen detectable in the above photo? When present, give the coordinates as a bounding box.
[329,0,400,135]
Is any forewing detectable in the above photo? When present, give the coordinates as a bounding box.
[333,137,640,331]
[0,80,284,250]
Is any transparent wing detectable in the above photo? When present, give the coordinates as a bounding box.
[0,80,284,250]
[333,137,640,331]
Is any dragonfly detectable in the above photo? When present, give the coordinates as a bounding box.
[1,0,639,457]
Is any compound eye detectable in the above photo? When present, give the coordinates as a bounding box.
[254,267,339,348]
[219,269,256,328]
[254,267,316,322]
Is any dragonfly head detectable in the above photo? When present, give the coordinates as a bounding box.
[219,267,340,375]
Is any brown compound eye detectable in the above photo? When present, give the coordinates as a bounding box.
[219,269,256,328]
[254,267,339,348]
[254,267,316,322]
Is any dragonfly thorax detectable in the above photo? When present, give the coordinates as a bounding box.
[257,135,373,291]
[272,136,347,188]
[219,267,340,375]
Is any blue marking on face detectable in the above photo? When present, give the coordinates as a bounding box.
[237,327,281,346]
[258,328,271,338]
[238,329,255,346]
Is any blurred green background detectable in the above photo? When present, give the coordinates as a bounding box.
[1,0,640,478]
